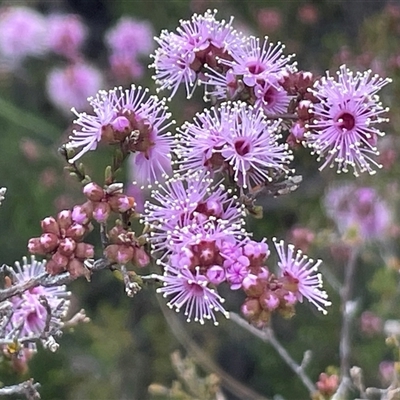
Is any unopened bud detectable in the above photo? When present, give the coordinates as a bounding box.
[40,233,59,252]
[57,210,72,230]
[75,242,94,259]
[72,201,93,225]
[108,194,135,213]
[93,202,111,223]
[66,223,87,241]
[132,246,150,268]
[83,182,104,202]
[28,237,46,255]
[41,217,60,235]
[58,237,77,257]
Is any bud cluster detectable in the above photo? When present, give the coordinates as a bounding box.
[28,210,94,277]
[104,224,149,267]
[81,182,135,223]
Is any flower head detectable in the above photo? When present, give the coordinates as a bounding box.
[151,10,242,99]
[5,256,70,345]
[324,184,391,241]
[47,62,103,114]
[144,171,245,255]
[273,238,331,314]
[0,6,47,62]
[47,14,87,58]
[177,102,293,189]
[217,36,295,87]
[68,85,175,185]
[105,17,154,57]
[305,65,391,176]
[155,264,229,325]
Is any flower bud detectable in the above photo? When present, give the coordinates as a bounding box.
[83,182,104,202]
[58,237,77,257]
[206,265,226,285]
[75,242,94,259]
[41,216,60,235]
[68,258,89,279]
[242,274,264,297]
[66,223,87,241]
[108,194,135,213]
[46,259,67,275]
[260,292,280,311]
[132,246,150,268]
[241,298,261,319]
[40,233,59,252]
[72,201,93,225]
[93,202,111,223]
[105,244,133,264]
[51,251,69,268]
[28,237,46,255]
[57,210,72,230]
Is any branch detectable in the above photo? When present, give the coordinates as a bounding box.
[0,258,112,302]
[157,298,270,400]
[230,313,316,395]
[0,379,41,399]
[334,247,360,399]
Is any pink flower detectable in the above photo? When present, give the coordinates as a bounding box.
[273,238,331,314]
[155,265,229,325]
[47,14,87,59]
[305,65,391,175]
[0,6,47,62]
[46,62,103,113]
[105,17,154,57]
[5,256,70,347]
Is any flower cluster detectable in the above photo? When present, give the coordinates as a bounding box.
[324,183,391,241]
[105,17,154,81]
[81,182,136,224]
[151,10,242,99]
[153,11,390,177]
[68,84,175,187]
[144,172,330,326]
[176,102,293,189]
[305,65,391,176]
[3,256,70,348]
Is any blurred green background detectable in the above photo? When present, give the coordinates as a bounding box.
[1,0,400,399]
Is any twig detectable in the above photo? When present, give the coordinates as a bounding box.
[157,298,270,400]
[0,379,41,399]
[334,247,360,399]
[230,313,316,395]
[0,258,112,302]
[120,265,141,297]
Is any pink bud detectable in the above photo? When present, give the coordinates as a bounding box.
[46,259,67,275]
[206,265,225,285]
[57,210,72,230]
[51,251,69,268]
[58,237,77,257]
[111,116,130,132]
[68,258,89,279]
[75,242,94,259]
[260,293,280,311]
[93,202,111,223]
[72,201,93,225]
[132,246,150,268]
[241,298,261,319]
[39,233,59,252]
[242,275,264,297]
[28,237,46,255]
[108,194,135,213]
[83,182,104,202]
[66,223,86,241]
[104,244,133,264]
[41,217,60,235]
